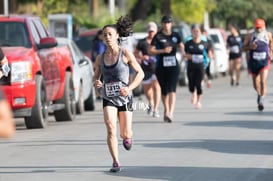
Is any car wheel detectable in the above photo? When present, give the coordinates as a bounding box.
[25,75,48,129]
[76,83,85,114]
[54,72,76,121]
[84,86,95,111]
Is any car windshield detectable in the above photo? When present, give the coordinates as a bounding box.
[74,35,96,52]
[0,22,31,48]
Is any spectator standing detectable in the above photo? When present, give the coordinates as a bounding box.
[92,29,107,100]
[91,29,106,63]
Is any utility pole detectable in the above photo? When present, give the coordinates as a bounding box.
[204,11,210,30]
[117,0,125,15]
[89,0,98,17]
[4,0,8,16]
[109,0,115,19]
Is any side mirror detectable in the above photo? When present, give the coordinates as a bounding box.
[37,37,57,49]
[79,58,88,67]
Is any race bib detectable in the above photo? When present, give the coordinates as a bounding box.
[253,51,266,61]
[163,56,176,67]
[105,81,122,97]
[230,45,239,53]
[192,54,204,63]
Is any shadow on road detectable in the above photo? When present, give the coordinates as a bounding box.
[107,166,273,181]
[225,111,273,117]
[185,120,273,130]
[142,139,273,155]
[0,165,272,181]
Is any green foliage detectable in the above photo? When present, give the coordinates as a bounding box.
[15,0,273,31]
[211,0,273,28]
[42,0,69,16]
[171,0,216,24]
[133,9,162,32]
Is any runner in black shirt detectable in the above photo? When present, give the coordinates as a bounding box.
[184,24,212,109]
[149,15,185,122]
[227,24,242,86]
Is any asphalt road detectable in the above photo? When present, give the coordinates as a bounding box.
[0,69,273,181]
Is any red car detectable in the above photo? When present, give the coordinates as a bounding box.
[0,15,75,129]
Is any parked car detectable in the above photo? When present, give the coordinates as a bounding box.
[0,15,76,129]
[208,28,229,76]
[74,28,100,62]
[57,37,95,114]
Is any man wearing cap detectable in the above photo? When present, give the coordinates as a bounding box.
[149,15,185,122]
[134,22,161,118]
[243,18,273,111]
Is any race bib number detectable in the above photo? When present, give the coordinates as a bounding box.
[253,51,266,61]
[163,56,176,67]
[230,45,239,53]
[105,81,122,97]
[192,54,204,63]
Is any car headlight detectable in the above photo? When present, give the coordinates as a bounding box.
[11,61,33,83]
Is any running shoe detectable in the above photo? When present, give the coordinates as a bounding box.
[231,78,234,86]
[110,162,121,172]
[258,96,264,111]
[195,102,202,109]
[258,104,264,111]
[207,80,212,88]
[153,111,160,118]
[123,138,132,151]
[257,95,261,104]
[147,105,153,116]
[164,115,172,123]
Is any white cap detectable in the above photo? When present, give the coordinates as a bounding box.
[147,22,157,32]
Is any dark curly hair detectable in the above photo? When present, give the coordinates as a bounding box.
[116,15,133,37]
[103,15,133,38]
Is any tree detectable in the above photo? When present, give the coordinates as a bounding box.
[171,0,216,24]
[210,0,273,29]
[0,0,17,14]
[130,0,152,21]
[161,0,171,16]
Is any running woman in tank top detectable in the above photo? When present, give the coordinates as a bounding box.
[243,18,273,111]
[149,15,185,123]
[227,24,243,86]
[184,24,213,109]
[93,15,144,172]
